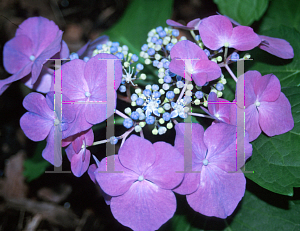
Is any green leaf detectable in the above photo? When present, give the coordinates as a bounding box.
[166,190,300,231]
[105,0,173,54]
[245,86,300,196]
[246,26,300,87]
[213,0,269,26]
[257,0,300,33]
[227,190,300,230]
[23,140,50,182]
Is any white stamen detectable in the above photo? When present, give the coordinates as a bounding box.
[255,101,261,107]
[54,119,60,126]
[203,159,209,166]
[138,175,144,181]
[29,55,35,61]
[85,91,91,97]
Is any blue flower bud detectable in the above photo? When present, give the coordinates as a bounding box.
[156,26,163,32]
[166,91,175,99]
[115,52,124,60]
[156,39,163,45]
[195,91,204,99]
[123,118,133,128]
[231,52,239,61]
[159,30,166,38]
[141,44,148,51]
[119,85,126,93]
[164,75,172,83]
[136,98,144,106]
[112,42,119,47]
[152,84,159,91]
[153,60,159,67]
[136,63,144,70]
[163,112,171,121]
[143,89,151,97]
[69,53,79,60]
[151,37,158,43]
[131,54,139,62]
[152,91,161,98]
[204,49,210,57]
[110,46,117,53]
[147,48,155,56]
[110,136,118,145]
[96,44,103,50]
[131,111,140,120]
[131,94,138,101]
[172,29,179,37]
[195,35,200,41]
[166,43,174,51]
[216,83,224,91]
[163,61,170,69]
[145,116,155,124]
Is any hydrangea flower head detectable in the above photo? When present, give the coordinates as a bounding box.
[95,135,184,231]
[20,92,74,166]
[198,15,261,51]
[1,17,63,95]
[235,71,294,141]
[169,40,221,86]
[61,53,122,137]
[173,123,252,218]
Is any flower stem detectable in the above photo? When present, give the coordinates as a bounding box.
[225,64,237,82]
[115,109,129,119]
[188,112,214,119]
[177,80,190,103]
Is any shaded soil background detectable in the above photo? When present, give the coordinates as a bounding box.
[0,0,217,230]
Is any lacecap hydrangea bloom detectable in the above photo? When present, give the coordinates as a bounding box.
[1,17,65,95]
[234,71,294,141]
[173,123,252,218]
[94,135,184,231]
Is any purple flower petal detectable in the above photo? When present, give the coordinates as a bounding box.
[255,74,281,102]
[42,126,62,167]
[186,166,246,218]
[170,40,208,60]
[237,70,261,108]
[144,142,184,190]
[258,93,294,137]
[15,17,62,57]
[22,68,53,93]
[230,26,261,51]
[166,19,193,30]
[3,35,33,74]
[173,123,206,195]
[259,35,294,59]
[187,18,201,30]
[118,135,156,175]
[23,92,54,120]
[110,180,176,231]
[0,64,32,95]
[88,164,97,183]
[207,92,231,123]
[31,31,63,84]
[204,123,252,171]
[95,155,137,196]
[20,112,53,141]
[71,148,91,177]
[198,15,233,50]
[77,35,109,59]
[193,60,221,86]
[245,104,261,142]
